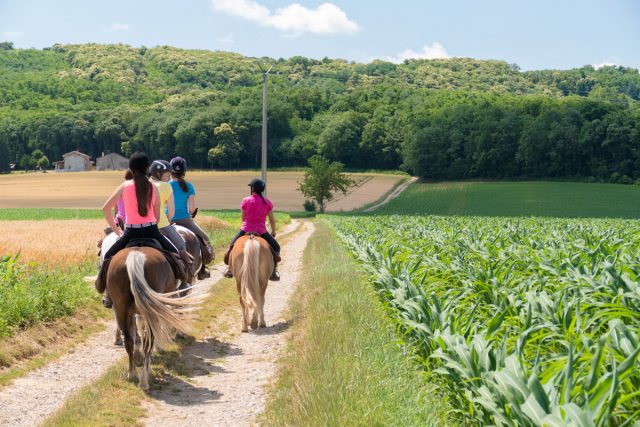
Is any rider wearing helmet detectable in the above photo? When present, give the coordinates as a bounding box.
[149,159,193,266]
[169,157,214,280]
[98,152,180,308]
[223,178,280,281]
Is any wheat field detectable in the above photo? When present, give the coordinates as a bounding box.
[0,171,404,211]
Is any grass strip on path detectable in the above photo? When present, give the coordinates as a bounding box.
[260,221,451,426]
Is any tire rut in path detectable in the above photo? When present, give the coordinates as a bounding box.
[0,220,302,427]
[142,221,315,427]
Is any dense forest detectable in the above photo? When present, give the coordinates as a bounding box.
[0,42,639,182]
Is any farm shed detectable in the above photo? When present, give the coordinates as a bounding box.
[96,152,128,171]
[54,151,93,172]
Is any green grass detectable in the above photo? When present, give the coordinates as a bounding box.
[373,181,640,218]
[0,208,103,220]
[0,256,97,338]
[260,221,451,426]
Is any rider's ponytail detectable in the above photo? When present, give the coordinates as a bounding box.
[171,172,189,193]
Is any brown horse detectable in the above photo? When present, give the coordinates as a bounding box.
[230,234,274,332]
[107,246,204,390]
[175,225,202,288]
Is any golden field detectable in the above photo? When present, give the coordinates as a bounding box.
[0,220,104,267]
[0,171,404,211]
[0,216,230,266]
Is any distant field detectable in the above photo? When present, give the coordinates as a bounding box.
[373,181,640,218]
[0,171,403,212]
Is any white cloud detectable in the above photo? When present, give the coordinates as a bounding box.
[218,33,235,44]
[386,42,450,64]
[102,23,130,32]
[211,0,359,36]
[593,56,622,69]
[3,30,24,38]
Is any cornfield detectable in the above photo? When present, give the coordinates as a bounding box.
[328,215,640,426]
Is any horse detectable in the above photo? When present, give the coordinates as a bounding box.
[174,225,202,289]
[101,226,202,345]
[105,245,204,390]
[229,234,274,332]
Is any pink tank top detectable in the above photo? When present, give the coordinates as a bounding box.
[122,181,157,224]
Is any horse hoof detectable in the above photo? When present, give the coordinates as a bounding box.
[250,321,259,329]
[114,338,124,346]
[259,322,267,328]
[241,328,249,333]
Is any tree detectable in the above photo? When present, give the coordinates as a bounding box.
[0,139,10,172]
[37,156,50,172]
[208,123,243,167]
[298,155,354,213]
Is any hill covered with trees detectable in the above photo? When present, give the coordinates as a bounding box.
[0,42,639,182]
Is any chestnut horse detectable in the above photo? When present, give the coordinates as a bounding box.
[106,246,204,390]
[229,234,274,332]
[102,226,202,346]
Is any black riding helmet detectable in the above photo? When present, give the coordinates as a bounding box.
[129,152,150,173]
[150,159,171,175]
[248,178,266,194]
[170,157,187,173]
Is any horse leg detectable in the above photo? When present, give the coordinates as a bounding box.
[133,314,145,368]
[239,296,249,332]
[258,280,267,328]
[117,307,137,382]
[139,330,153,391]
[114,325,123,346]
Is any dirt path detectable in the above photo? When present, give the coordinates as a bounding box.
[363,176,418,212]
[0,220,304,427]
[142,221,315,426]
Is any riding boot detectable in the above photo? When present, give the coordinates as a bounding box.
[197,265,210,280]
[102,290,113,309]
[269,251,281,281]
[269,264,280,281]
[222,245,234,278]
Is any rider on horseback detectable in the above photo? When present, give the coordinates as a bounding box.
[98,152,182,308]
[223,178,280,281]
[169,157,214,280]
[148,159,193,266]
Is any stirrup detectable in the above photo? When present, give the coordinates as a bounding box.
[269,269,280,281]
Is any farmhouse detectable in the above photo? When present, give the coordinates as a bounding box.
[96,152,128,171]
[54,150,93,172]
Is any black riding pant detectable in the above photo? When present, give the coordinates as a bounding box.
[103,224,178,260]
[230,230,280,254]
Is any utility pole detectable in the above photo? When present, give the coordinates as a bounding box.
[257,63,273,185]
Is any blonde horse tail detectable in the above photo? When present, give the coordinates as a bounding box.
[126,251,205,349]
[240,238,261,310]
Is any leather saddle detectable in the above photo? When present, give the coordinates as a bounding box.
[126,238,163,251]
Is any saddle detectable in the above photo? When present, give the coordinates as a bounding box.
[247,233,281,263]
[95,240,190,294]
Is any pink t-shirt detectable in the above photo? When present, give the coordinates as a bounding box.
[241,194,273,234]
[122,181,157,225]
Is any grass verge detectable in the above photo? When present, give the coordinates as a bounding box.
[374,181,640,218]
[260,221,451,426]
[0,301,109,388]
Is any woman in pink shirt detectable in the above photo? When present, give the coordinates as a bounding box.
[98,152,180,307]
[223,178,280,281]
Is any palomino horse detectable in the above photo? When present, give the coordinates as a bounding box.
[229,234,274,332]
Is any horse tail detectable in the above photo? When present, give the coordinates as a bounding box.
[126,250,204,349]
[240,238,261,310]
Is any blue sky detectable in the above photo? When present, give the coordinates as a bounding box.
[1,0,638,70]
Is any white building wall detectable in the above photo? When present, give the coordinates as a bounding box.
[65,155,88,171]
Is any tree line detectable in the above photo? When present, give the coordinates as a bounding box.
[0,43,639,182]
